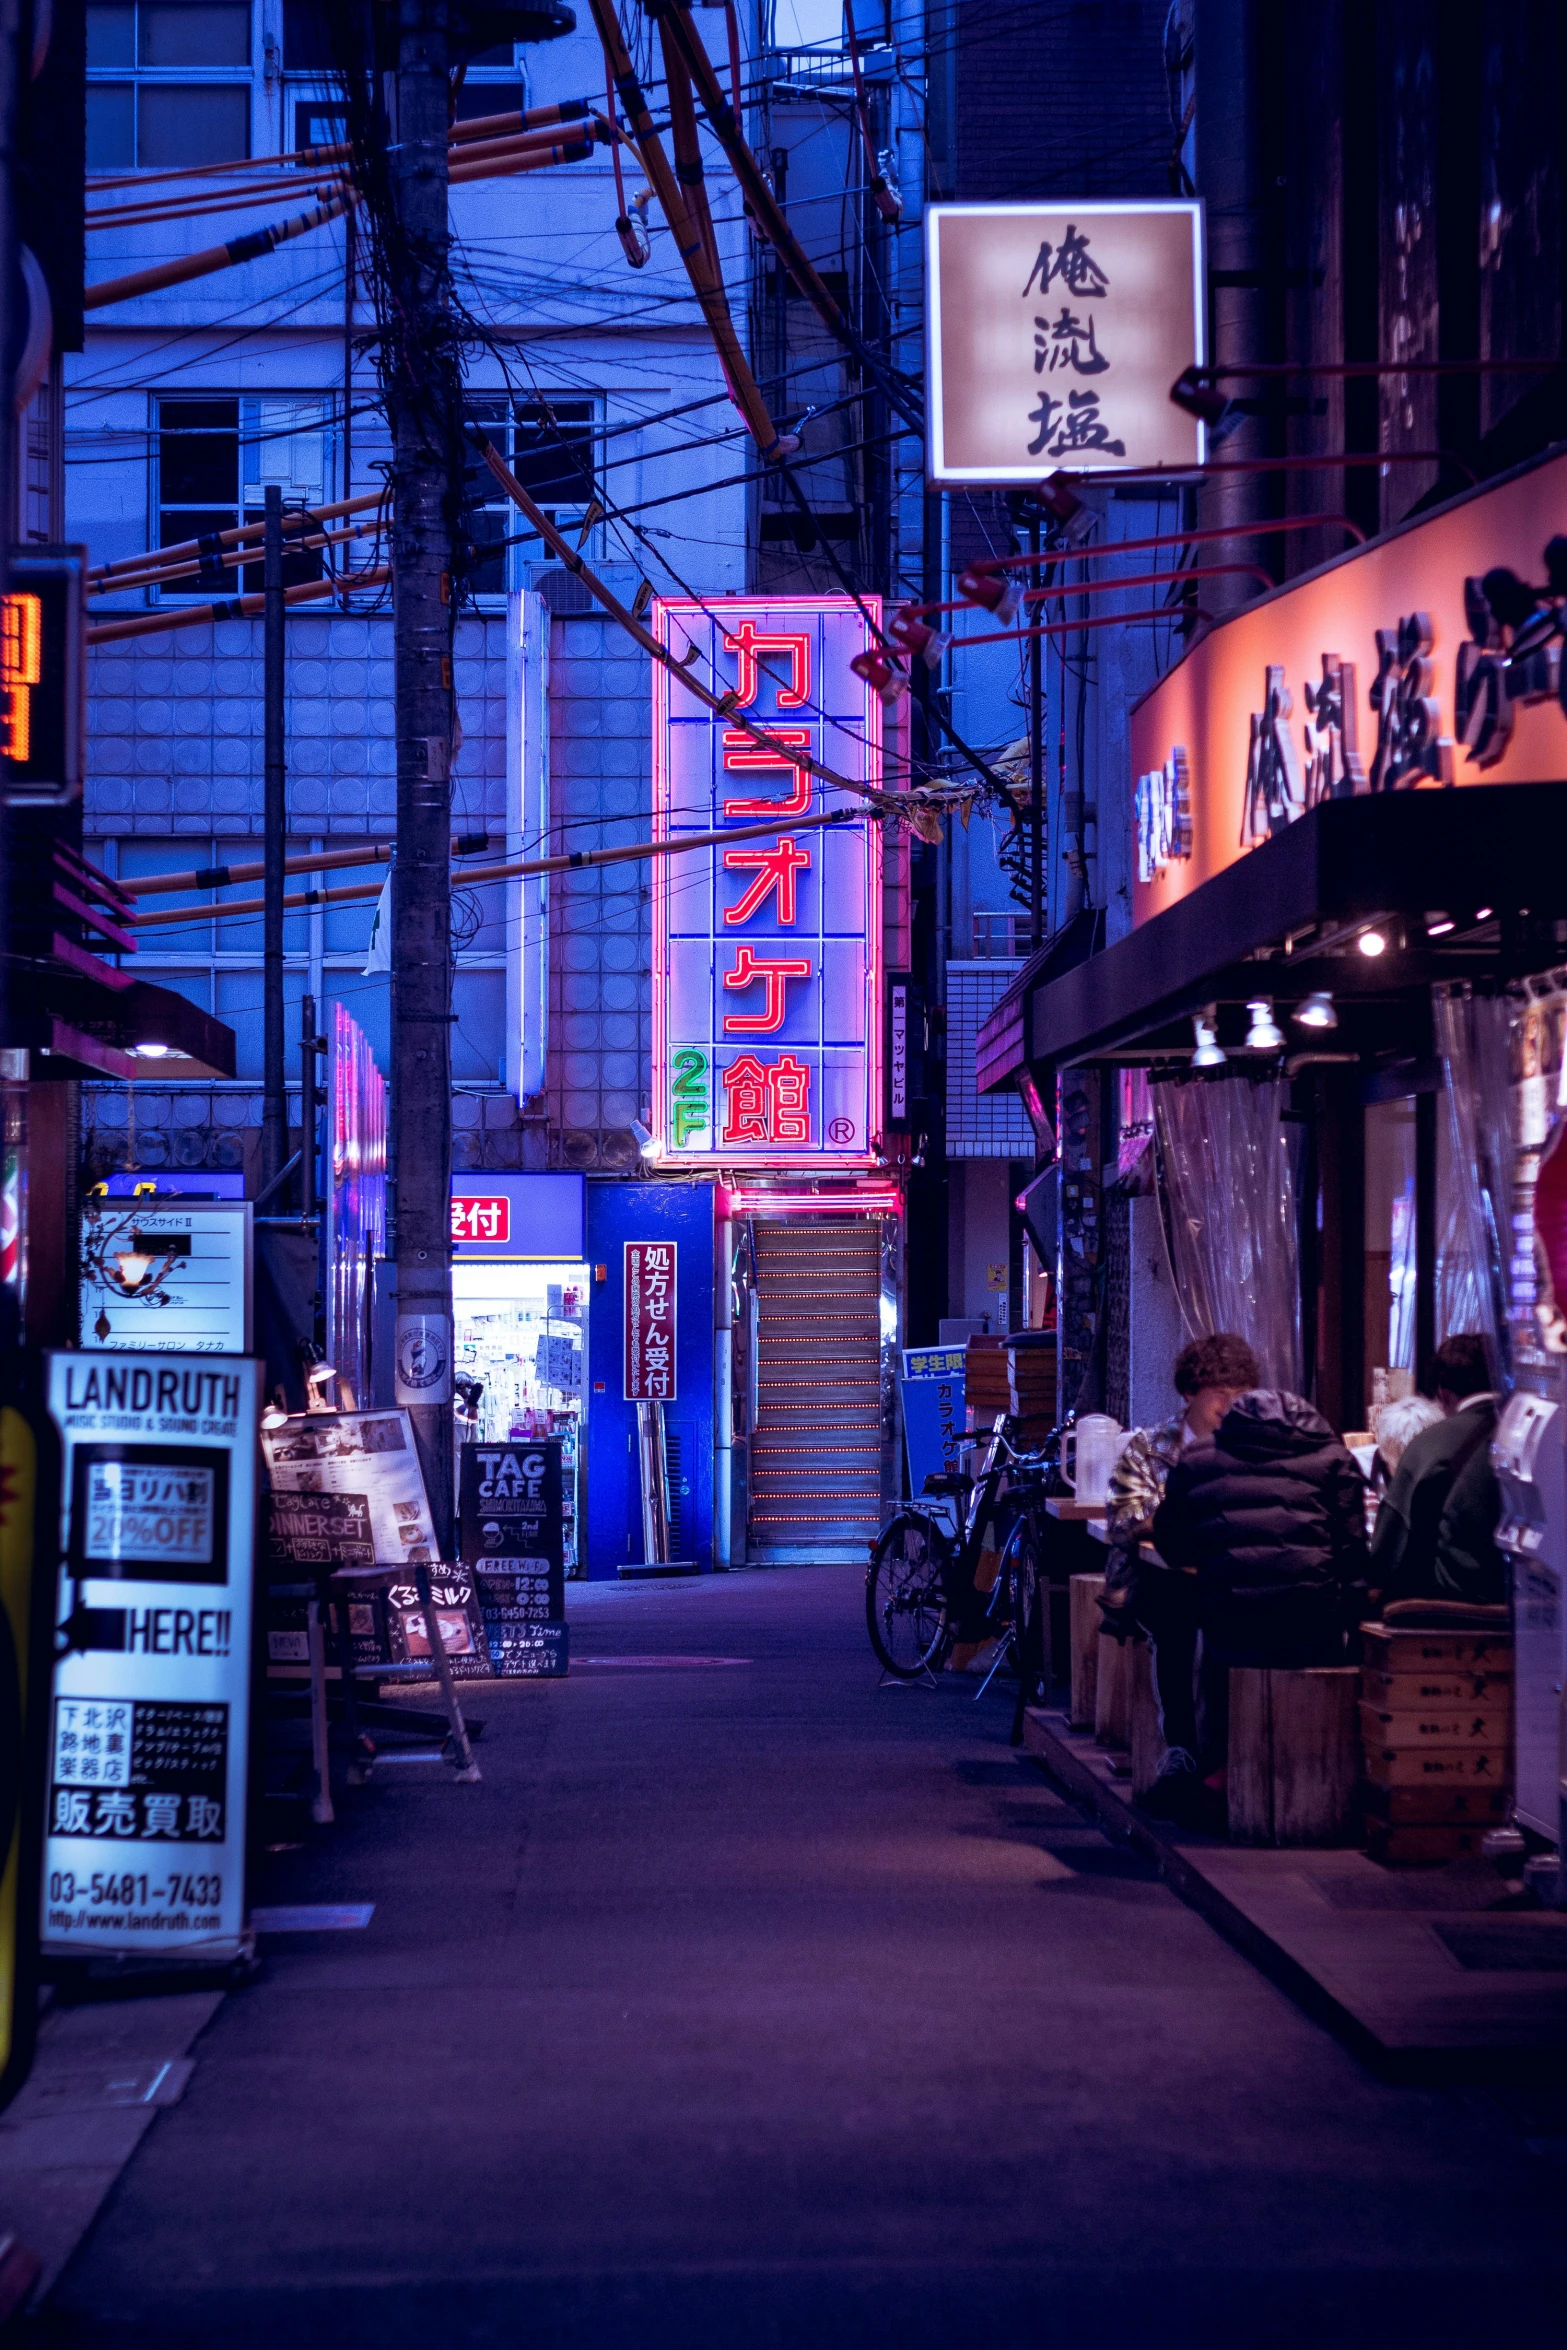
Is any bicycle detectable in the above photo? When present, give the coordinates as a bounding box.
[865,1421,1063,1711]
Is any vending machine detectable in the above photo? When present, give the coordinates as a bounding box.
[1492,1389,1567,1847]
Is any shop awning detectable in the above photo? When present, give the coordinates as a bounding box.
[988,782,1567,1080]
[9,971,237,1083]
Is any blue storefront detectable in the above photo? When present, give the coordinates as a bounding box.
[448,1174,715,1580]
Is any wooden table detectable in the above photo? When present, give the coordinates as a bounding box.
[1045,1497,1107,1522]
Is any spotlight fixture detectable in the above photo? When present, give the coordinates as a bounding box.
[1191,1007,1227,1068]
[1244,997,1285,1051]
[850,647,907,705]
[956,566,1024,625]
[1357,929,1387,958]
[1294,991,1338,1031]
[629,1117,658,1161]
[889,608,951,669]
[260,1385,290,1433]
[1425,913,1455,938]
[1169,365,1243,446]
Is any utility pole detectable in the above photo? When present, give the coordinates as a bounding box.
[261,484,286,1190]
[388,0,458,1549]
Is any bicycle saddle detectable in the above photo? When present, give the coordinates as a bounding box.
[921,1472,972,1497]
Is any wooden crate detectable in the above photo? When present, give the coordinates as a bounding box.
[964,1336,1010,1413]
[1359,1625,1514,1676]
[1361,1666,1512,1709]
[1362,1782,1510,1826]
[1358,1701,1512,1748]
[1068,1573,1103,1728]
[1365,1818,1493,1867]
[1361,1742,1509,1790]
[1227,1666,1361,1845]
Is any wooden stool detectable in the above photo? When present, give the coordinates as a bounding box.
[1227,1666,1361,1845]
[1094,1626,1134,1749]
[1069,1574,1104,1728]
[1129,1640,1163,1797]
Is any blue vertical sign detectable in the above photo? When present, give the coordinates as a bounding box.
[901,1344,968,1502]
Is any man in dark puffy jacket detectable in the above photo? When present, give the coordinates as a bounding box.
[1152,1390,1369,1798]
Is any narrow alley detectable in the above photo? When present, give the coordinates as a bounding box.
[43,1567,1566,2348]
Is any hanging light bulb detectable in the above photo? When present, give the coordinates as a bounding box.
[956,566,1024,625]
[1191,1007,1226,1068]
[1357,928,1387,958]
[1294,991,1338,1031]
[1244,997,1285,1051]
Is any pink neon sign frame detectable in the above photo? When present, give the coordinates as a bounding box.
[651,594,884,1170]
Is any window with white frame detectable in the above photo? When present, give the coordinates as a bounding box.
[87,1,253,170]
[282,6,528,154]
[463,399,600,600]
[153,395,335,595]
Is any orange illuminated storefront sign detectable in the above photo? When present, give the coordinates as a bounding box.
[0,549,85,808]
[1129,448,1567,926]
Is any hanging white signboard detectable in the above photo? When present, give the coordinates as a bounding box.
[925,200,1206,485]
[79,1199,253,1355]
[42,1352,260,1964]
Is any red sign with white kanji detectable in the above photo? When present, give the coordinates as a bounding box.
[623,1241,677,1402]
[651,597,883,1167]
[451,1194,511,1246]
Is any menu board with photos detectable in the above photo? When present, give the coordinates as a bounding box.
[459,1439,568,1677]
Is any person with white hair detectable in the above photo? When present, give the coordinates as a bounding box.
[1372,1392,1444,1483]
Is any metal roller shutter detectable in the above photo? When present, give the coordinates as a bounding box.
[746,1218,886,1561]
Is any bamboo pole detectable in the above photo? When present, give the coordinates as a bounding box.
[83,189,357,313]
[128,808,864,931]
[89,489,389,587]
[86,566,390,645]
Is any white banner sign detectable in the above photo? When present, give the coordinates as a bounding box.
[43,1352,260,1963]
[79,1199,252,1355]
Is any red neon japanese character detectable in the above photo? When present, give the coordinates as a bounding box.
[766,1055,812,1142]
[721,619,812,711]
[722,834,812,927]
[721,727,812,819]
[720,1055,773,1145]
[722,945,812,1035]
[719,1054,813,1146]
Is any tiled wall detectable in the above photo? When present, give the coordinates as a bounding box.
[545,616,653,1171]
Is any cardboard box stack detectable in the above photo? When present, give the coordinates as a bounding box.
[1006,1334,1057,1449]
[963,1335,1009,1429]
[1359,1623,1514,1864]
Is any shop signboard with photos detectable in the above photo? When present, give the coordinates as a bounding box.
[42,1352,260,1964]
[924,201,1205,485]
[261,1408,487,1681]
[651,596,883,1169]
[459,1439,568,1677]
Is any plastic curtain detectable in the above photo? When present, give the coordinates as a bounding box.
[1431,984,1514,1393]
[1152,1072,1302,1390]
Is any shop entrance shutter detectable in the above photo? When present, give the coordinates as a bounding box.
[746,1218,886,1562]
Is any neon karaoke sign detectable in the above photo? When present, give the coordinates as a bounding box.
[651,597,883,1167]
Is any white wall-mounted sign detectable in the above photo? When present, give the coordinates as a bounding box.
[43,1352,260,1964]
[79,1199,252,1355]
[925,201,1205,485]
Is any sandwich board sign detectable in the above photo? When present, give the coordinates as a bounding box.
[42,1352,260,1965]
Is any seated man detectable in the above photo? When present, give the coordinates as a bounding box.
[1103,1332,1259,1820]
[1369,1334,1503,1607]
[1153,1388,1368,1798]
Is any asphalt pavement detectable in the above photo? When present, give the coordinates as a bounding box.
[40,1564,1567,2348]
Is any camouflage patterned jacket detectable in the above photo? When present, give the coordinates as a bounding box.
[1103,1412,1187,1557]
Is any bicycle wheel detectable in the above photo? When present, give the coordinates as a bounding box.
[1003,1521,1046,1703]
[866,1512,951,1678]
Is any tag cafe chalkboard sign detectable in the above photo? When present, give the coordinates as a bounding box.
[459,1440,568,1677]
